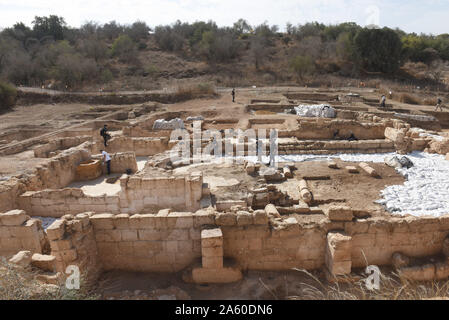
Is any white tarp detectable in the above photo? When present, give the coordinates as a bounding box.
[240,151,449,217]
[153,118,185,130]
[294,104,336,118]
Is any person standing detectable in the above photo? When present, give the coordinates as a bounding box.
[101,149,112,175]
[231,88,235,103]
[380,95,386,108]
[436,97,443,112]
[100,124,110,147]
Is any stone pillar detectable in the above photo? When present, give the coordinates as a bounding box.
[190,227,242,284]
[325,231,352,281]
[201,228,224,269]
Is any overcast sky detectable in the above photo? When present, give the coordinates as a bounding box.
[1,0,448,35]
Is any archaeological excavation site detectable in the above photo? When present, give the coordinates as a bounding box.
[2,87,449,300]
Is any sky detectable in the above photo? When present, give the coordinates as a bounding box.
[0,0,448,35]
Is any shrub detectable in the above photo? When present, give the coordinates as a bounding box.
[399,93,422,105]
[174,82,216,100]
[111,35,137,63]
[0,81,17,110]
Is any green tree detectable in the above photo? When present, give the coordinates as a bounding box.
[290,55,316,82]
[354,27,402,73]
[111,35,137,63]
[0,81,17,110]
[32,15,67,40]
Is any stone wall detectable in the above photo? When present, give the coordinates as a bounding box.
[34,136,92,158]
[100,137,170,156]
[0,142,91,212]
[37,210,449,275]
[0,210,47,257]
[280,120,387,140]
[92,151,138,174]
[46,213,101,282]
[17,172,204,217]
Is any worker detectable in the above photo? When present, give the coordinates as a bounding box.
[436,98,443,112]
[100,149,112,175]
[100,124,111,147]
[380,95,386,108]
[231,88,235,103]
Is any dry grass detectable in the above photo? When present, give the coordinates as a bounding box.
[398,93,422,105]
[174,81,217,100]
[286,268,449,300]
[0,258,98,300]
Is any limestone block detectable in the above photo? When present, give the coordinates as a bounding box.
[46,219,66,241]
[345,166,359,173]
[236,211,253,226]
[283,166,293,178]
[9,250,32,267]
[201,228,223,248]
[170,212,194,229]
[298,180,312,204]
[326,206,353,222]
[202,245,223,258]
[90,213,115,230]
[215,212,237,226]
[193,210,215,228]
[31,254,56,272]
[202,256,223,269]
[121,230,138,241]
[265,204,281,218]
[0,210,29,226]
[253,210,268,225]
[328,161,338,169]
[359,162,379,178]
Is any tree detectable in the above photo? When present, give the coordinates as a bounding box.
[354,27,402,73]
[233,19,251,35]
[125,21,150,42]
[32,15,67,40]
[111,35,137,63]
[0,81,17,110]
[290,55,316,83]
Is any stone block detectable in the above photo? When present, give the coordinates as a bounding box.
[215,212,236,226]
[0,210,29,226]
[202,256,223,269]
[31,254,56,272]
[90,213,115,230]
[326,206,353,222]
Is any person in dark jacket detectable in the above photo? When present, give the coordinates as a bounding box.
[100,124,111,147]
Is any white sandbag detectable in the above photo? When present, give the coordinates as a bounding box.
[294,104,336,118]
[153,118,185,130]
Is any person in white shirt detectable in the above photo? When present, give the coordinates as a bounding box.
[100,150,111,175]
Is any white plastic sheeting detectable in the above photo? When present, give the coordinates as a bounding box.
[243,151,449,217]
[294,104,336,118]
[153,118,185,130]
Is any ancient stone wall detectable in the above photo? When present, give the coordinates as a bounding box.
[0,143,91,212]
[0,210,46,257]
[35,210,449,274]
[34,136,92,158]
[100,137,170,156]
[17,172,204,217]
[46,212,101,283]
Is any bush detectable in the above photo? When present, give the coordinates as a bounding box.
[290,55,316,82]
[175,82,216,100]
[111,35,137,63]
[399,93,422,105]
[0,81,17,110]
